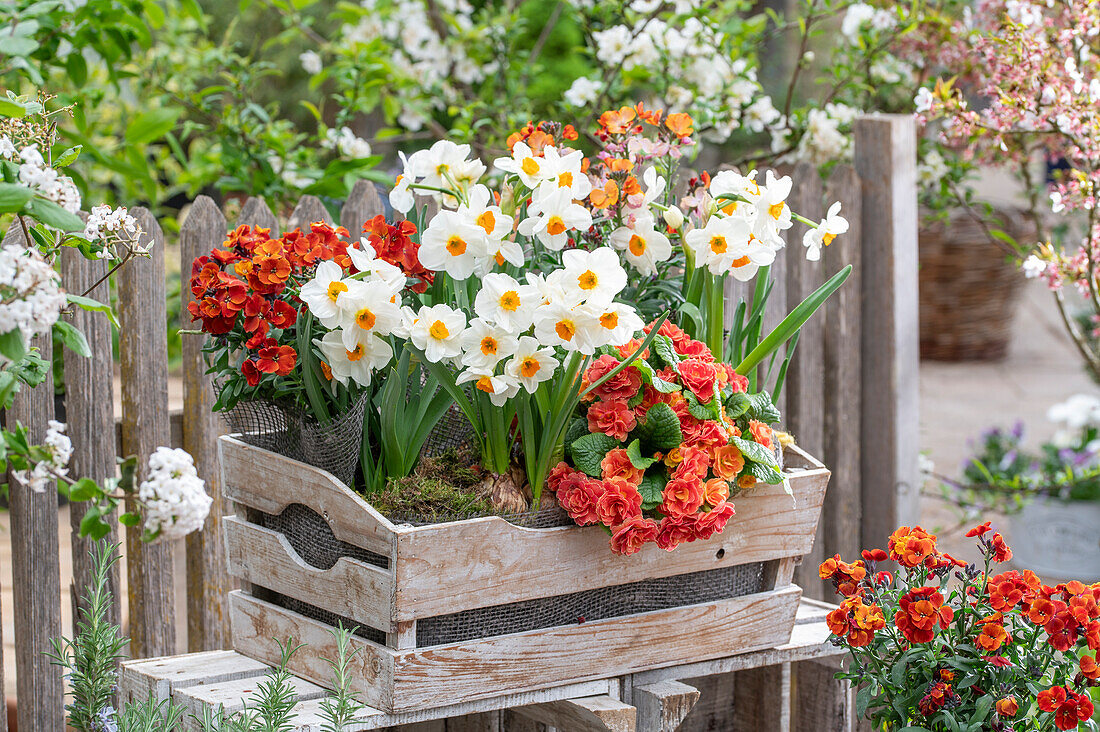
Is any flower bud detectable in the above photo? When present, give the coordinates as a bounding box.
[662,206,685,230]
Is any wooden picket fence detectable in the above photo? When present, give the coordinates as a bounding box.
[0,114,918,730]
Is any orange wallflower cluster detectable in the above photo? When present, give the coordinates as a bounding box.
[1039,686,1095,730]
[506,120,578,155]
[825,595,885,647]
[895,587,954,644]
[818,553,866,596]
[189,221,352,387]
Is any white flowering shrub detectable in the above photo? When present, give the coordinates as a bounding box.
[137,447,213,543]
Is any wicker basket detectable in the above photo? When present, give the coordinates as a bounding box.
[919,207,1030,361]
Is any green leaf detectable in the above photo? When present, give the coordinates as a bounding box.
[24,198,84,231]
[682,390,712,420]
[118,511,141,527]
[971,694,993,725]
[53,145,82,168]
[563,418,588,449]
[625,439,659,469]
[747,391,781,423]
[731,435,778,466]
[633,358,679,393]
[0,329,26,363]
[855,686,872,718]
[0,99,28,118]
[53,320,90,357]
[66,294,119,328]
[652,334,681,368]
[125,108,181,145]
[746,460,784,485]
[570,432,619,477]
[725,391,750,419]
[737,265,851,375]
[68,477,99,502]
[638,471,665,509]
[636,402,683,452]
[0,183,34,214]
[0,36,38,57]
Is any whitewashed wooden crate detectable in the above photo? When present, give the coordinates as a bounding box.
[220,435,830,714]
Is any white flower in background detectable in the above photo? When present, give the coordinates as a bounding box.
[419,209,488,280]
[456,368,521,407]
[1047,393,1100,431]
[914,87,934,114]
[1050,191,1066,213]
[558,247,627,306]
[336,279,404,349]
[564,76,601,107]
[504,336,558,392]
[742,96,781,133]
[317,329,393,387]
[17,144,81,214]
[138,447,212,542]
[587,301,645,347]
[518,182,593,250]
[1022,254,1047,279]
[324,126,373,159]
[609,221,672,276]
[0,136,15,159]
[460,318,519,370]
[474,273,536,332]
[408,304,467,362]
[663,206,685,231]
[12,421,72,493]
[0,244,67,350]
[299,261,351,327]
[593,25,633,65]
[1005,0,1042,26]
[802,202,849,261]
[532,300,600,354]
[494,141,552,189]
[841,3,875,38]
[299,50,323,74]
[279,166,313,190]
[917,150,949,187]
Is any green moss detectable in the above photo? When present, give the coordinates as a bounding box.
[370,447,492,521]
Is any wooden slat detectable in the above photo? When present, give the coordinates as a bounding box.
[287,194,334,231]
[180,195,234,652]
[822,164,864,573]
[633,681,700,732]
[220,436,397,557]
[677,673,735,732]
[230,590,396,711]
[119,206,176,658]
[732,664,791,732]
[171,672,328,720]
[785,162,826,599]
[341,179,386,236]
[237,197,280,235]
[223,515,395,632]
[515,696,636,732]
[60,249,121,627]
[793,660,854,732]
[394,456,827,620]
[119,650,270,705]
[446,712,501,731]
[853,115,921,548]
[501,711,548,732]
[232,587,800,714]
[4,222,63,730]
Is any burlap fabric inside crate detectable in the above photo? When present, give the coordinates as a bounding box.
[259,503,764,647]
[220,392,368,487]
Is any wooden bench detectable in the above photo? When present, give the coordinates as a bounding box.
[118,598,855,731]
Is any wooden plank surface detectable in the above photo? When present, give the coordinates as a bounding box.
[287,194,334,231]
[822,165,864,574]
[394,458,827,620]
[119,207,176,658]
[180,195,234,652]
[633,681,700,732]
[237,197,281,235]
[785,161,826,600]
[793,660,854,732]
[732,664,791,732]
[119,649,270,705]
[223,515,395,632]
[853,115,921,548]
[4,223,62,730]
[60,248,121,627]
[515,696,636,732]
[341,179,386,236]
[388,587,802,713]
[220,436,397,557]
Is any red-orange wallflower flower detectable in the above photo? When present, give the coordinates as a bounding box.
[598,106,637,135]
[665,112,694,138]
[819,554,867,597]
[895,587,954,643]
[975,615,1009,652]
[989,532,1012,562]
[888,525,938,568]
[826,595,885,647]
[1038,686,1095,730]
[1079,655,1100,680]
[996,696,1019,718]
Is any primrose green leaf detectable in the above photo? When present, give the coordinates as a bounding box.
[636,402,682,452]
[570,432,619,477]
[626,439,659,469]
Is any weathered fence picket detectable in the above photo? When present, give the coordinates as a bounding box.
[2,114,919,727]
[60,249,122,626]
[4,221,64,731]
[118,208,176,658]
[181,196,233,652]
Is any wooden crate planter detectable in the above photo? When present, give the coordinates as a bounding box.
[220,435,830,714]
